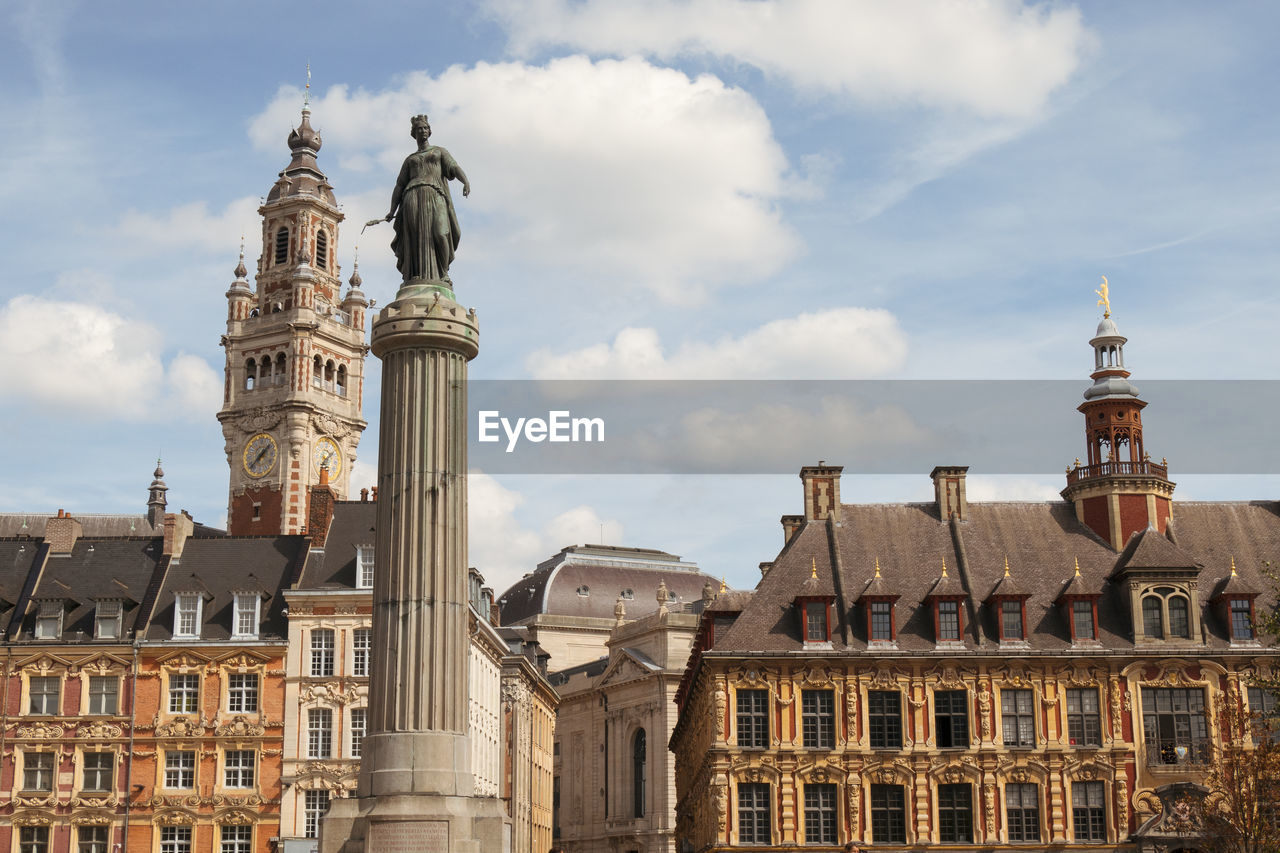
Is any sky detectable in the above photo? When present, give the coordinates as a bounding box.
[3,0,1279,597]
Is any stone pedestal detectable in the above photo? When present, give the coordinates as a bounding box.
[321,281,509,853]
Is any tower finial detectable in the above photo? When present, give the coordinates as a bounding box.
[720,575,727,593]
[941,557,948,578]
[874,557,882,579]
[1230,555,1238,577]
[234,235,248,280]
[1074,556,1082,578]
[811,557,818,580]
[303,62,311,110]
[1096,275,1111,318]
[1004,556,1011,578]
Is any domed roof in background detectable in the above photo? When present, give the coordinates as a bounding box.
[497,544,719,624]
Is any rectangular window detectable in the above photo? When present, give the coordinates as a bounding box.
[82,751,113,792]
[935,690,969,748]
[804,602,828,642]
[220,825,252,853]
[736,689,769,748]
[1142,687,1209,765]
[23,751,54,791]
[1066,688,1102,747]
[801,690,834,749]
[19,827,49,853]
[868,690,903,749]
[28,676,60,715]
[1073,600,1096,640]
[1001,600,1024,640]
[224,750,256,788]
[737,782,771,844]
[870,783,907,843]
[88,676,118,715]
[938,600,960,640]
[357,546,375,589]
[804,783,837,845]
[1072,781,1106,841]
[78,826,108,853]
[94,600,122,640]
[168,673,200,714]
[1247,687,1280,743]
[305,789,331,839]
[232,593,259,639]
[350,708,367,758]
[1006,782,1041,842]
[165,751,196,789]
[1231,599,1254,641]
[228,673,259,713]
[160,827,191,853]
[174,593,201,638]
[938,783,973,843]
[870,601,893,641]
[308,708,333,759]
[311,628,335,677]
[353,628,372,677]
[1001,689,1036,748]
[35,600,63,639]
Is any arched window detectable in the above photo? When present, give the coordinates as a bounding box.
[275,353,287,386]
[313,355,323,388]
[274,228,289,265]
[1142,596,1164,638]
[260,356,272,386]
[315,229,328,270]
[632,728,646,818]
[336,365,347,397]
[324,360,336,392]
[1168,596,1190,638]
[244,359,256,391]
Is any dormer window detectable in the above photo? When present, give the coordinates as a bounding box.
[1056,561,1101,644]
[870,602,893,641]
[925,561,966,645]
[1141,587,1191,640]
[937,601,961,641]
[857,560,899,645]
[94,600,123,640]
[987,560,1030,644]
[1229,599,1254,641]
[174,593,202,639]
[1210,560,1260,645]
[1001,600,1024,640]
[34,601,63,639]
[804,601,829,643]
[1072,600,1096,640]
[232,593,260,639]
[356,546,374,589]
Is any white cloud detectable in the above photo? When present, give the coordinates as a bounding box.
[468,472,623,593]
[111,197,261,255]
[964,475,1062,501]
[0,295,220,421]
[487,0,1095,118]
[248,57,799,302]
[526,306,907,378]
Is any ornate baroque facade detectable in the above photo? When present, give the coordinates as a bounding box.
[671,311,1280,852]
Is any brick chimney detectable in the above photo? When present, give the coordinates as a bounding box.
[45,509,83,554]
[307,468,336,547]
[163,511,195,559]
[931,466,969,521]
[780,515,804,544]
[800,462,843,523]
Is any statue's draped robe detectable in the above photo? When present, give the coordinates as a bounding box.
[390,145,462,283]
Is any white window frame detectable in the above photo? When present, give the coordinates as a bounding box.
[168,673,200,714]
[357,545,375,589]
[23,750,55,792]
[34,600,63,639]
[350,707,367,758]
[219,825,252,853]
[87,675,119,715]
[224,749,256,788]
[164,750,196,789]
[227,672,259,713]
[308,708,333,759]
[28,675,60,715]
[304,789,331,839]
[232,593,260,639]
[81,750,114,792]
[353,628,371,677]
[160,826,191,853]
[311,628,335,677]
[174,593,202,639]
[94,600,123,639]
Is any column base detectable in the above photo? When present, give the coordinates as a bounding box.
[321,791,510,853]
[361,731,473,798]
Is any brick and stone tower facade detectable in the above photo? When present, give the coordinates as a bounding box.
[1061,303,1174,549]
[218,105,368,535]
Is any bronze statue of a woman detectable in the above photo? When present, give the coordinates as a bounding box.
[383,114,471,285]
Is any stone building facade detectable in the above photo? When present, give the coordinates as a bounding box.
[671,312,1280,852]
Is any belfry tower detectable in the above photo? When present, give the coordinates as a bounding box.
[217,103,368,535]
[1061,286,1174,549]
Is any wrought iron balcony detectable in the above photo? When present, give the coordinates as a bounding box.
[1067,459,1169,486]
[1145,737,1212,768]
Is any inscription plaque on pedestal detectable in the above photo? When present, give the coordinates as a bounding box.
[368,820,449,852]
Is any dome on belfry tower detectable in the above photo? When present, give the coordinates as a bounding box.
[266,107,336,205]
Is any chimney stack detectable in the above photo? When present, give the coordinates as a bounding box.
[931,466,969,521]
[45,511,83,554]
[308,476,337,547]
[800,462,843,523]
[780,515,804,544]
[163,511,195,558]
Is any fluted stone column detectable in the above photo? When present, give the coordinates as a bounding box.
[322,283,507,853]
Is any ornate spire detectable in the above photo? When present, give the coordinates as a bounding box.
[348,245,363,289]
[811,557,818,580]
[941,557,949,578]
[1230,556,1238,577]
[874,557,882,579]
[233,235,248,281]
[1004,556,1011,578]
[719,575,727,593]
[147,458,168,527]
[1074,556,1082,578]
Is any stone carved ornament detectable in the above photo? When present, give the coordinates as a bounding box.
[16,722,65,739]
[232,407,284,435]
[11,812,54,826]
[156,717,202,738]
[215,716,265,738]
[78,722,124,739]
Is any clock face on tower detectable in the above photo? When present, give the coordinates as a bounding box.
[313,436,342,478]
[242,433,278,478]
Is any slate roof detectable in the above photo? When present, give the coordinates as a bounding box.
[709,500,1280,656]
[296,501,376,588]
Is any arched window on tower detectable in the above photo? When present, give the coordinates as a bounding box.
[244,359,257,391]
[275,353,288,387]
[336,365,347,398]
[632,728,646,818]
[260,356,272,387]
[315,229,328,270]
[324,360,336,392]
[274,228,289,265]
[313,355,323,388]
